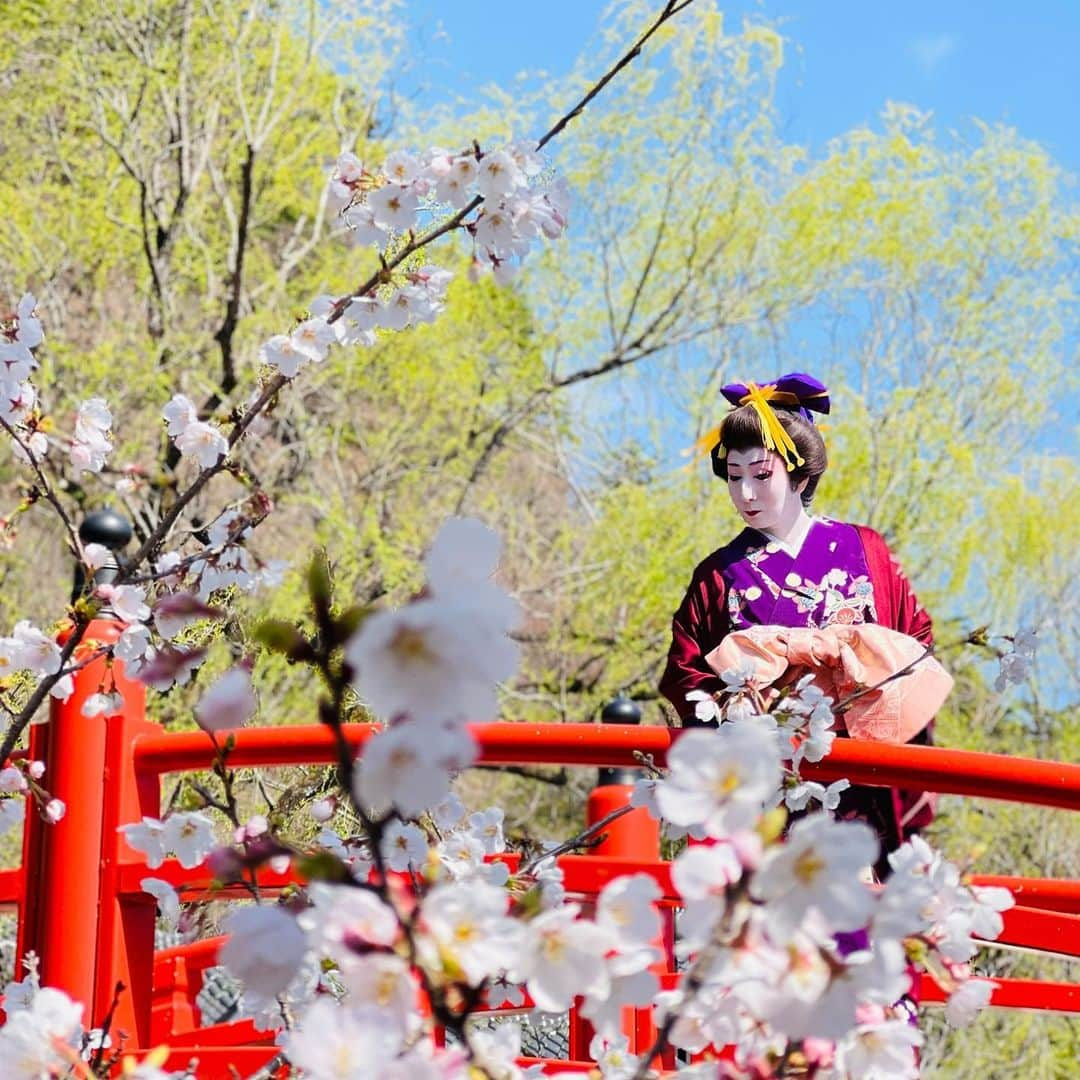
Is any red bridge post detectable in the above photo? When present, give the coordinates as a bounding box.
[16,511,160,1045]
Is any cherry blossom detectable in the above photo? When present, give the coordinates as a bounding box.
[653,724,783,838]
[595,873,662,947]
[0,985,84,1077]
[513,903,612,1012]
[301,883,399,956]
[80,691,125,718]
[751,814,878,938]
[141,877,181,931]
[418,879,520,986]
[368,184,419,232]
[14,293,44,349]
[342,202,387,248]
[379,818,428,873]
[163,811,217,868]
[352,721,457,812]
[436,831,487,881]
[280,1000,410,1080]
[219,904,308,999]
[685,688,722,723]
[476,149,526,200]
[945,977,996,1026]
[9,430,47,466]
[329,151,368,202]
[174,419,229,469]
[289,317,335,364]
[784,776,851,812]
[832,1016,922,1079]
[588,1033,640,1079]
[69,398,113,475]
[344,583,518,724]
[195,665,257,732]
[48,674,75,701]
[120,811,215,869]
[97,582,151,623]
[995,627,1037,691]
[383,150,420,186]
[467,806,506,855]
[259,334,310,377]
[162,393,198,436]
[434,155,478,208]
[11,620,62,676]
[119,816,169,868]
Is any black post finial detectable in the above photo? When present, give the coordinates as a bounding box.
[72,509,134,602]
[597,694,643,787]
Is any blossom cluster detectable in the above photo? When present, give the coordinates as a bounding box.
[332,143,569,282]
[636,721,1011,1074]
[0,136,573,732]
[119,811,217,870]
[163,393,229,470]
[80,509,280,707]
[346,517,520,819]
[685,668,842,816]
[1,296,114,477]
[256,142,568,384]
[994,627,1038,691]
[0,307,1026,1078]
[0,758,62,832]
[0,295,46,453]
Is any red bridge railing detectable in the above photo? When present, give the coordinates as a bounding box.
[1,616,1078,1076]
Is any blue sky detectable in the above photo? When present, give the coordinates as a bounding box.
[405,0,1080,176]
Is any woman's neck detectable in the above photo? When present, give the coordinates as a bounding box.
[764,505,812,549]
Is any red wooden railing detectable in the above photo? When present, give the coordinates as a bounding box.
[1,615,1078,1076]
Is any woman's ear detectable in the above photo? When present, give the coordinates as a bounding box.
[793,475,810,496]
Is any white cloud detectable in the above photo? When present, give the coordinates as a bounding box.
[909,33,958,75]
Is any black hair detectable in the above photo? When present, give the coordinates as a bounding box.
[710,404,828,506]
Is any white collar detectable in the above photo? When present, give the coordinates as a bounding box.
[760,515,816,558]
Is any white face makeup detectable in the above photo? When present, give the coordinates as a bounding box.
[724,447,808,540]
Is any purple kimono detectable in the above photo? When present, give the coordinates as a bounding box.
[660,518,935,868]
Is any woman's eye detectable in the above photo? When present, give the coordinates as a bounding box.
[755,472,772,481]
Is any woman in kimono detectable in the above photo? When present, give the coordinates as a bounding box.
[659,373,936,869]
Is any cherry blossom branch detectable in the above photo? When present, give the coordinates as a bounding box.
[122,374,285,571]
[518,802,635,874]
[832,624,987,717]
[630,878,756,1080]
[831,641,937,716]
[53,644,112,681]
[535,0,696,152]
[327,0,699,323]
[0,617,89,765]
[121,510,268,585]
[0,417,85,566]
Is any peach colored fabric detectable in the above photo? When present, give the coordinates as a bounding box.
[704,623,953,743]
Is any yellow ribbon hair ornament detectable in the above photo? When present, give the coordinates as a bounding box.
[739,382,805,472]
